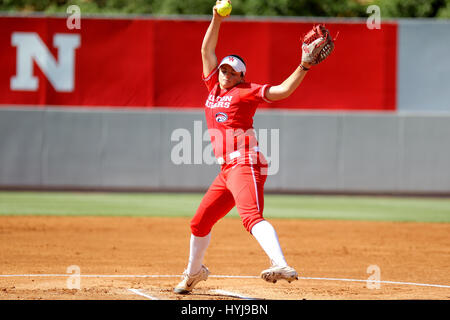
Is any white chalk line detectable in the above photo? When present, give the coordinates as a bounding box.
[211,289,259,300]
[1,274,449,289]
[128,288,257,301]
[0,274,257,279]
[301,276,450,289]
[128,288,159,300]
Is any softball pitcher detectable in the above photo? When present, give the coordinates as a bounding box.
[174,1,334,294]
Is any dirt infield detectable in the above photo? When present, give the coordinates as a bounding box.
[0,216,449,300]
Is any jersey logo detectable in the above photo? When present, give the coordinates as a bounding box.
[215,112,228,123]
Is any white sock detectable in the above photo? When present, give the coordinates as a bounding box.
[186,233,211,275]
[251,220,288,267]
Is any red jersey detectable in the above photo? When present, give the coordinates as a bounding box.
[203,68,272,165]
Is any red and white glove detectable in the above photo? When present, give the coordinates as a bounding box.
[301,24,335,65]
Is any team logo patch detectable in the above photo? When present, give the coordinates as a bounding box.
[215,112,228,123]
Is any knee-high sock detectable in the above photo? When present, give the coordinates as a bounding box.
[251,220,288,267]
[186,233,211,275]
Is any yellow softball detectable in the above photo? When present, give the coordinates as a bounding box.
[216,0,232,17]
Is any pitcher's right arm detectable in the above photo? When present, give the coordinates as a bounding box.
[201,2,230,78]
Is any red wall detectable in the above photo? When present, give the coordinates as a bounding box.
[0,16,397,111]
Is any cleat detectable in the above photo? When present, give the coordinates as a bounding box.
[174,265,209,294]
[261,265,298,284]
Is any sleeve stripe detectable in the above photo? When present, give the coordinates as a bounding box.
[261,84,273,103]
[203,68,219,82]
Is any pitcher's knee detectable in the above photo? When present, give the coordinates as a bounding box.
[190,205,214,237]
[190,220,212,237]
[242,215,265,233]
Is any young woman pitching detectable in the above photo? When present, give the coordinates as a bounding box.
[174,1,334,294]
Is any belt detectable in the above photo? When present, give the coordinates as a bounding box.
[217,146,260,165]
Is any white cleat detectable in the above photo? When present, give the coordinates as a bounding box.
[260,265,298,284]
[174,265,210,294]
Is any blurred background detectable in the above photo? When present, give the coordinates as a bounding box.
[0,0,449,196]
[2,3,449,303]
[1,0,450,18]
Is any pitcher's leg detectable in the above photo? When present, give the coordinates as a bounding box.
[226,164,266,233]
[188,172,235,273]
[190,172,235,237]
[227,164,298,283]
[175,173,235,294]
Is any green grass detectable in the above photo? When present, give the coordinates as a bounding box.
[0,191,449,223]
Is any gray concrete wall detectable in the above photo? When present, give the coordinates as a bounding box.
[1,108,449,194]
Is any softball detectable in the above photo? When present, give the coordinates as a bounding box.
[216,0,232,17]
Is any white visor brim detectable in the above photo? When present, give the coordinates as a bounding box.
[219,56,246,75]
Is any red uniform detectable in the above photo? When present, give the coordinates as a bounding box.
[190,68,272,237]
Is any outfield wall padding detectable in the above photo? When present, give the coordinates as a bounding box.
[0,16,396,111]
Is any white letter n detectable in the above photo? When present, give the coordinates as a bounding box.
[10,32,81,92]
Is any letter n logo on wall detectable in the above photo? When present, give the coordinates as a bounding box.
[10,32,81,92]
